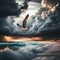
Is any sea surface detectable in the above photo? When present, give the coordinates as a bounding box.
[0,41,60,60]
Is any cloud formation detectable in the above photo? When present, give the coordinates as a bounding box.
[0,0,60,36]
[0,0,31,17]
[0,0,20,17]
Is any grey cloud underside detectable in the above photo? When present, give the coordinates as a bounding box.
[31,0,41,3]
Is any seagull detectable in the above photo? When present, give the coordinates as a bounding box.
[17,14,29,30]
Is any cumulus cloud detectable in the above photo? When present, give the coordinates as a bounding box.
[0,0,60,36]
[27,1,60,36]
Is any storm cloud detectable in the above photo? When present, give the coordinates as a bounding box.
[26,0,60,36]
[0,0,60,36]
[0,0,20,17]
[0,0,31,17]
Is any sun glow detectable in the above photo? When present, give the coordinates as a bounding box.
[3,36,32,42]
[2,36,60,42]
[2,36,43,42]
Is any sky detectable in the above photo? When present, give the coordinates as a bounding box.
[0,1,60,60]
[0,0,60,37]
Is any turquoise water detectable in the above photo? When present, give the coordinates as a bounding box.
[0,41,60,60]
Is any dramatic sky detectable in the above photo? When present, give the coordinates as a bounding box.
[0,1,60,60]
[0,0,60,36]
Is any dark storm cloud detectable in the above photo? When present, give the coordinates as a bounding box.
[32,0,41,3]
[0,0,32,36]
[20,0,31,11]
[0,17,13,35]
[0,0,31,17]
[0,0,60,36]
[0,0,20,17]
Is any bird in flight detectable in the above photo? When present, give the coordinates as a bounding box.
[17,14,29,30]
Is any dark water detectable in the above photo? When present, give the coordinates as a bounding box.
[0,41,60,60]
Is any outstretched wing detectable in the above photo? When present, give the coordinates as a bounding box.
[22,14,29,28]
